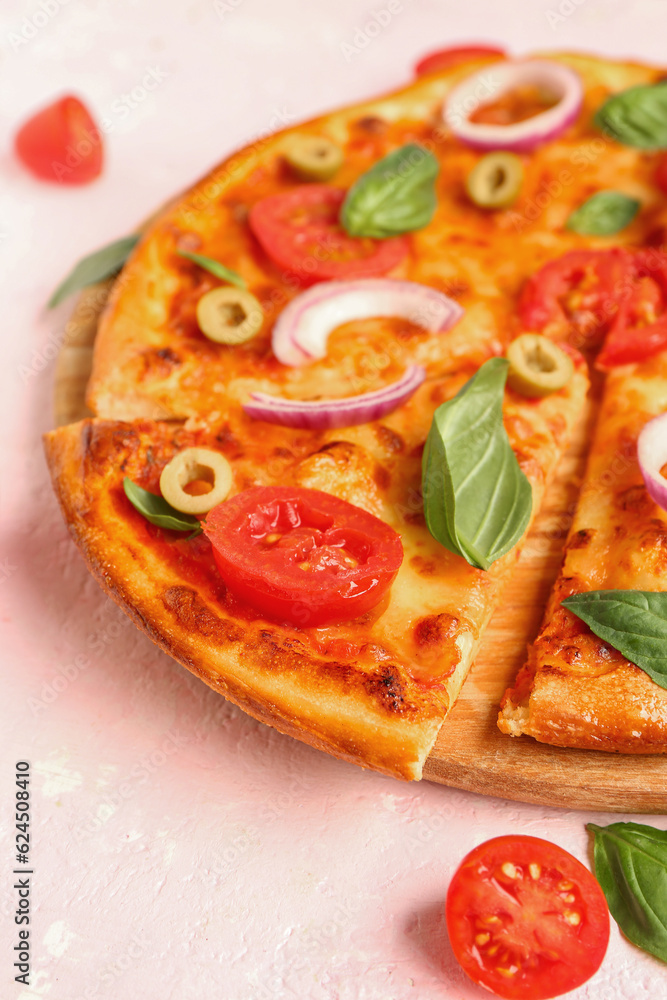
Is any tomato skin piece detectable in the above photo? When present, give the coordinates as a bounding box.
[415,44,505,76]
[597,249,667,368]
[14,95,103,184]
[655,153,667,197]
[518,248,632,350]
[203,486,403,627]
[248,185,409,286]
[445,835,609,1000]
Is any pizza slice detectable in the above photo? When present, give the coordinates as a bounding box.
[499,353,667,752]
[45,361,588,780]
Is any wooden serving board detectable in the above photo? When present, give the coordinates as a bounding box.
[54,283,667,813]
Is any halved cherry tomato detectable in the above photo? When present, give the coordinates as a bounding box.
[597,249,667,367]
[446,835,609,1000]
[518,248,631,349]
[248,185,408,286]
[655,153,667,197]
[14,95,103,184]
[203,486,403,627]
[415,44,505,77]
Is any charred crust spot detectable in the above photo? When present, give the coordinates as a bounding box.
[616,484,652,514]
[410,555,437,576]
[566,528,596,550]
[162,586,244,643]
[414,613,460,648]
[363,666,407,714]
[375,425,405,453]
[317,440,352,454]
[141,346,182,379]
[373,464,391,490]
[355,115,388,134]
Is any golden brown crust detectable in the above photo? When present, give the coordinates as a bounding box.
[499,355,667,752]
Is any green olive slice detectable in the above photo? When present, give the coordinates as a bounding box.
[196,287,263,345]
[466,151,524,209]
[284,136,344,181]
[159,447,232,515]
[506,334,574,398]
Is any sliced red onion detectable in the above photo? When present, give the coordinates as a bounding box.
[443,59,583,152]
[243,364,426,429]
[271,279,463,367]
[638,412,667,511]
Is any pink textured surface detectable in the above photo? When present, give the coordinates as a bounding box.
[1,2,667,997]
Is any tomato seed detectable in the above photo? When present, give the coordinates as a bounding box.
[501,862,519,879]
[528,862,541,879]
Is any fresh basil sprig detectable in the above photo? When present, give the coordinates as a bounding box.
[422,358,532,571]
[595,82,667,149]
[341,143,439,238]
[48,234,139,307]
[588,821,667,964]
[176,250,246,289]
[566,191,640,236]
[123,478,202,537]
[562,590,667,690]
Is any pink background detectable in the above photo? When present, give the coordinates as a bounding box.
[2,1,667,997]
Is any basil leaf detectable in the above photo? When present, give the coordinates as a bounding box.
[595,82,667,149]
[123,478,202,537]
[422,358,532,570]
[341,143,439,238]
[562,590,667,690]
[566,191,640,236]
[588,821,667,964]
[176,250,246,289]
[48,234,139,308]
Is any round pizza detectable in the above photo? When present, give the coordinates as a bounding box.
[44,47,667,781]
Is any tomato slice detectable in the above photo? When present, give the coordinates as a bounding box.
[14,95,103,184]
[518,248,632,349]
[248,185,409,286]
[415,44,505,76]
[203,486,403,627]
[446,836,609,1000]
[597,250,667,367]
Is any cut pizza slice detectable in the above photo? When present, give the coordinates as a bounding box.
[45,361,588,780]
[499,353,667,752]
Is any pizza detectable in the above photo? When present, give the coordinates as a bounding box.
[44,46,667,780]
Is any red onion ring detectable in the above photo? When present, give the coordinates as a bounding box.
[243,365,426,429]
[638,412,667,512]
[271,279,463,367]
[443,59,583,152]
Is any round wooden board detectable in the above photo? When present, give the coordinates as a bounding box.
[55,282,667,813]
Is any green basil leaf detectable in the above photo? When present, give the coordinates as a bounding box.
[588,821,667,963]
[341,143,439,238]
[48,234,139,308]
[566,191,640,236]
[422,358,532,570]
[123,478,202,537]
[176,250,246,289]
[595,82,667,149]
[562,590,667,690]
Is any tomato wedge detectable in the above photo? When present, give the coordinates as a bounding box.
[203,486,403,627]
[248,185,408,286]
[597,249,667,367]
[415,44,505,77]
[14,95,103,184]
[518,248,631,349]
[446,836,609,1000]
